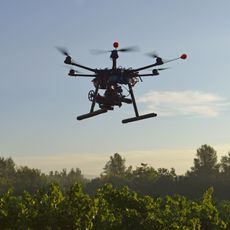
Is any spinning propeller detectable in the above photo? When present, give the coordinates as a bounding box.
[56,47,70,57]
[146,51,164,65]
[152,67,169,75]
[90,42,139,55]
[56,47,72,64]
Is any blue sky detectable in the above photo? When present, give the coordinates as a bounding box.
[1,1,230,175]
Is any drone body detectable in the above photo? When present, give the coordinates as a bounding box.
[58,42,187,123]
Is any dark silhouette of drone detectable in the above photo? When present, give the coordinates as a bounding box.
[58,42,187,123]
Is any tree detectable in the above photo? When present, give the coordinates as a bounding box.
[0,157,16,192]
[14,166,48,194]
[0,157,16,177]
[130,163,158,195]
[219,152,230,175]
[48,168,88,192]
[189,144,219,176]
[103,153,126,177]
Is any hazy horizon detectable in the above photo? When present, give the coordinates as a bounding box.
[2,144,229,177]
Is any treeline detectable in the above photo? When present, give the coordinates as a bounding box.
[1,144,230,229]
[0,158,87,195]
[1,144,230,200]
[86,144,230,200]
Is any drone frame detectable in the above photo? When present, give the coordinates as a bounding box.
[58,43,187,123]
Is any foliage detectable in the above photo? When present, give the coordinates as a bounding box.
[47,168,88,192]
[0,184,228,229]
[1,145,230,228]
[103,153,126,177]
[189,144,219,176]
[220,152,230,175]
[0,157,16,192]
[0,157,87,195]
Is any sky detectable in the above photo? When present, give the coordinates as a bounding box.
[1,0,230,176]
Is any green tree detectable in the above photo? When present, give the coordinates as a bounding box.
[14,166,48,194]
[219,152,230,175]
[0,184,228,229]
[198,187,226,229]
[103,153,126,177]
[154,168,177,196]
[190,144,219,176]
[0,157,15,176]
[58,183,95,229]
[130,163,158,195]
[217,200,230,229]
[29,183,64,229]
[0,157,16,192]
[95,184,150,229]
[48,167,88,192]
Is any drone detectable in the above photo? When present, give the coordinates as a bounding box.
[58,42,187,123]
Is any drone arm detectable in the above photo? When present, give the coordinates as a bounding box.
[133,56,183,72]
[65,58,97,73]
[138,73,155,77]
[133,63,160,72]
[71,62,97,73]
[69,73,97,77]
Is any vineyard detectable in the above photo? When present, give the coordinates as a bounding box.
[0,184,228,229]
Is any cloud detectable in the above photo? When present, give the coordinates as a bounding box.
[137,90,229,117]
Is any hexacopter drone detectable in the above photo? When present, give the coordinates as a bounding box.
[58,42,187,123]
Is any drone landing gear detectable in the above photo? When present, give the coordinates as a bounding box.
[77,84,108,121]
[77,109,107,120]
[122,83,157,124]
[122,113,157,124]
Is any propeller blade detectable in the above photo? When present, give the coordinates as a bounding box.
[90,49,109,55]
[146,51,160,59]
[117,46,139,52]
[56,46,70,57]
[157,67,169,71]
[90,45,139,55]
[68,69,78,76]
[64,66,81,73]
[152,67,169,75]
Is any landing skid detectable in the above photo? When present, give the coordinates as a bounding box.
[77,83,108,121]
[77,109,107,121]
[77,83,157,123]
[121,83,157,124]
[122,112,157,124]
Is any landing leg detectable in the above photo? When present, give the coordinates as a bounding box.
[77,83,107,121]
[128,83,139,117]
[122,83,157,124]
[90,84,99,113]
[77,109,107,120]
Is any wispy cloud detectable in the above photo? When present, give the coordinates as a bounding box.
[137,90,229,117]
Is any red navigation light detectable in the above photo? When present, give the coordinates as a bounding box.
[113,41,119,49]
[180,54,187,59]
